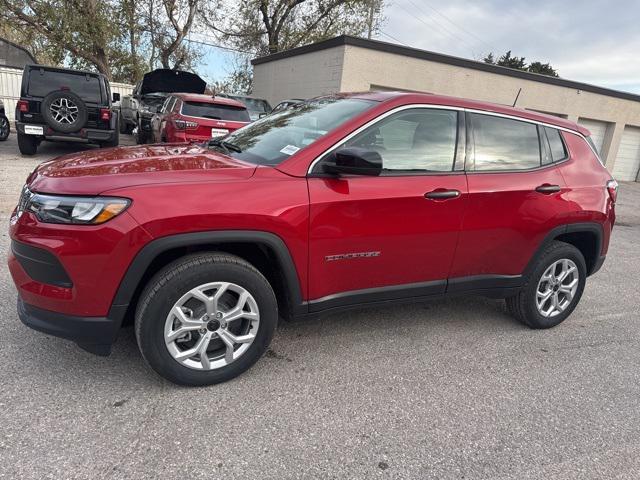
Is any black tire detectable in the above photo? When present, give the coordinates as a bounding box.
[135,118,148,144]
[17,132,38,155]
[506,241,586,329]
[119,116,128,134]
[41,90,88,133]
[135,253,278,386]
[0,114,9,141]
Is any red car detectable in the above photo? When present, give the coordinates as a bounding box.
[149,93,250,143]
[9,92,617,386]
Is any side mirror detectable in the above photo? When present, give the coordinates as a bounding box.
[323,147,382,176]
[259,112,268,118]
[112,92,120,103]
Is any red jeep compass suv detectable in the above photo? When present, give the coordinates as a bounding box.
[149,93,250,143]
[8,92,617,386]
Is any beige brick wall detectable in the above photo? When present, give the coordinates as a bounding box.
[252,46,346,107]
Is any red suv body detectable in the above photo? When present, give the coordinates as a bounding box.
[8,92,616,386]
[150,93,250,143]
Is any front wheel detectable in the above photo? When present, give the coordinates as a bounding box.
[135,253,278,386]
[506,241,586,329]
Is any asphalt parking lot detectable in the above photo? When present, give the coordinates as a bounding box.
[1,134,639,480]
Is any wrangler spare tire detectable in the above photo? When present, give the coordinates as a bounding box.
[41,90,88,133]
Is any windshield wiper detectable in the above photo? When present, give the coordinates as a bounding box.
[208,138,243,153]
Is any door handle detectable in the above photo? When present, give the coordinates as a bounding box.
[425,189,461,200]
[535,184,561,194]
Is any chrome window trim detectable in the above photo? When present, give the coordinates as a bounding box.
[306,103,598,174]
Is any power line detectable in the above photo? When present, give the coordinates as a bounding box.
[379,30,409,46]
[139,27,256,55]
[390,0,479,56]
[402,0,495,53]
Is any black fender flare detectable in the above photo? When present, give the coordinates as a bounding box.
[106,230,305,325]
[523,222,604,278]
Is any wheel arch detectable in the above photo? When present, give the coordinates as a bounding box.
[107,231,306,329]
[525,222,604,278]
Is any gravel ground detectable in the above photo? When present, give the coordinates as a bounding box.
[1,134,639,479]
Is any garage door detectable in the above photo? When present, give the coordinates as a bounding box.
[578,118,608,155]
[612,126,640,181]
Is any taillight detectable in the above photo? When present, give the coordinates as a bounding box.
[17,100,29,113]
[100,108,111,121]
[606,179,618,203]
[174,119,198,130]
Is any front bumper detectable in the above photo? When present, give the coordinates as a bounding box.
[15,121,116,143]
[17,297,124,355]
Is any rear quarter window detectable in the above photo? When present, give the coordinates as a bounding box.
[544,126,568,162]
[27,70,102,103]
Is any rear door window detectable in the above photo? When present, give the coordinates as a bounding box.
[470,113,541,171]
[181,102,251,122]
[28,69,102,103]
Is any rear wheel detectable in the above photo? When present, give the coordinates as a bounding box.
[17,132,38,155]
[0,114,9,141]
[135,253,278,386]
[506,241,586,329]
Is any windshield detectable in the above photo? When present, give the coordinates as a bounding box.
[182,101,250,122]
[214,98,376,166]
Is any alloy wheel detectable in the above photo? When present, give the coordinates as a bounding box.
[164,282,260,370]
[535,258,579,318]
[0,117,8,137]
[50,97,79,124]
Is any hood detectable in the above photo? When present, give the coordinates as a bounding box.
[27,144,257,195]
[140,69,206,95]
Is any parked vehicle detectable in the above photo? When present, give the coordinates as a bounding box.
[14,65,119,155]
[127,69,207,144]
[271,98,304,113]
[150,93,250,143]
[9,91,616,386]
[0,100,9,141]
[118,95,138,134]
[219,94,271,121]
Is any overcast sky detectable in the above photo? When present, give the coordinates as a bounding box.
[382,0,640,93]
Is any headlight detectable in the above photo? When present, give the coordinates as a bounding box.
[24,191,130,224]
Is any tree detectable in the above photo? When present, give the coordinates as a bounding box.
[200,0,384,93]
[0,0,203,82]
[484,50,559,77]
[0,0,120,78]
[201,0,384,56]
[527,61,558,77]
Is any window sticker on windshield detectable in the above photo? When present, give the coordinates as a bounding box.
[280,145,300,155]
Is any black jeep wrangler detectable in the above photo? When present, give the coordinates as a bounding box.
[15,65,120,155]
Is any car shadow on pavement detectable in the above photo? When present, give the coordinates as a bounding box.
[17,294,523,388]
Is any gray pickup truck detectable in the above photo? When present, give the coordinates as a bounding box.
[120,69,207,143]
